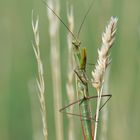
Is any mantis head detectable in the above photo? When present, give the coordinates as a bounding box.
[72,38,81,48]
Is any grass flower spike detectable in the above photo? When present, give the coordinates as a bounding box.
[32,12,48,140]
[92,17,118,91]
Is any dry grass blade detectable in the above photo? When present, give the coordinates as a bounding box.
[32,11,48,140]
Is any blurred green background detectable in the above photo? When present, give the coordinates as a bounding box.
[0,0,140,140]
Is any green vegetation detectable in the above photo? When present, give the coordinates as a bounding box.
[0,0,140,140]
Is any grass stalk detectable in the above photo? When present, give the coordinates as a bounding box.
[28,80,43,140]
[46,0,64,140]
[66,5,75,140]
[72,41,94,139]
[100,68,110,140]
[32,12,48,140]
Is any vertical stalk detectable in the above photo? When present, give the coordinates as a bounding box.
[100,69,110,140]
[66,5,75,140]
[76,77,94,140]
[47,0,64,140]
[73,46,94,140]
[94,87,103,140]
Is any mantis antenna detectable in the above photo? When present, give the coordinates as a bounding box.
[77,0,95,38]
[43,0,95,40]
[42,0,76,39]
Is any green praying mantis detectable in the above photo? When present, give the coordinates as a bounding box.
[43,0,112,139]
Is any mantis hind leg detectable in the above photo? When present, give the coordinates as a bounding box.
[59,94,112,121]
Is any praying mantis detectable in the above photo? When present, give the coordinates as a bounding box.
[43,0,112,140]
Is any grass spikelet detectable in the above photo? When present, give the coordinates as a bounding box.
[92,17,118,91]
[32,11,48,140]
